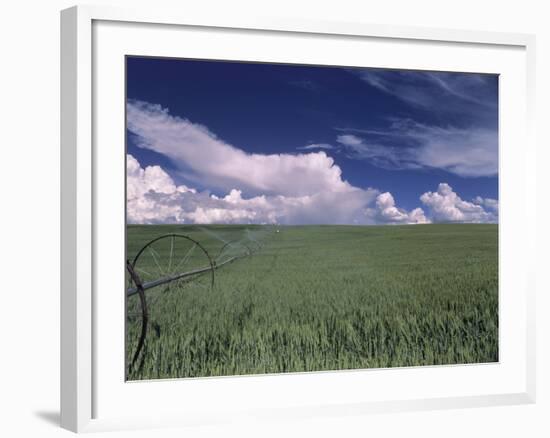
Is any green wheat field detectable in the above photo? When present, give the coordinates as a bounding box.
[126,223,498,381]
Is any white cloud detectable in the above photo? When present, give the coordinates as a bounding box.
[354,69,497,111]
[343,69,498,178]
[126,154,378,225]
[128,155,496,225]
[420,183,498,223]
[336,120,497,178]
[127,101,498,225]
[336,135,362,147]
[127,154,196,198]
[127,154,199,223]
[296,143,334,151]
[127,100,351,197]
[336,134,422,171]
[473,195,499,213]
[410,122,497,177]
[369,192,430,224]
[126,101,395,225]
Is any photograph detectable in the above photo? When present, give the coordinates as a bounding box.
[125,56,499,381]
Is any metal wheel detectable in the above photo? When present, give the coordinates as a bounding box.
[215,239,252,263]
[126,234,214,375]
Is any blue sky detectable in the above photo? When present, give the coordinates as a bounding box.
[126,56,499,225]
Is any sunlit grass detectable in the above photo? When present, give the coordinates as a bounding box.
[126,223,498,380]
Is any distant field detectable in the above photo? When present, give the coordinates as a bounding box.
[126,224,498,380]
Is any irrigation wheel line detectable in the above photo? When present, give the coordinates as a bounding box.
[215,239,253,262]
[126,260,149,374]
[125,233,257,376]
[126,233,215,374]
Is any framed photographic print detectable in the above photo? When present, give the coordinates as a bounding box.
[61,5,536,433]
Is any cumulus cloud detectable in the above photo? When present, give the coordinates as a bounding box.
[127,154,194,198]
[127,154,197,223]
[366,192,429,224]
[127,100,350,197]
[127,100,408,225]
[420,183,498,223]
[127,154,378,225]
[472,195,499,213]
[128,155,496,225]
[126,101,498,225]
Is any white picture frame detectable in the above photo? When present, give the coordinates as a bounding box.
[60,4,536,433]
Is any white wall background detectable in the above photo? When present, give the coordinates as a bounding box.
[0,1,547,436]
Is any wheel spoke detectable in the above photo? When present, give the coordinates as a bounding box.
[168,235,174,272]
[148,246,164,277]
[135,267,153,279]
[127,233,219,373]
[172,243,196,275]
